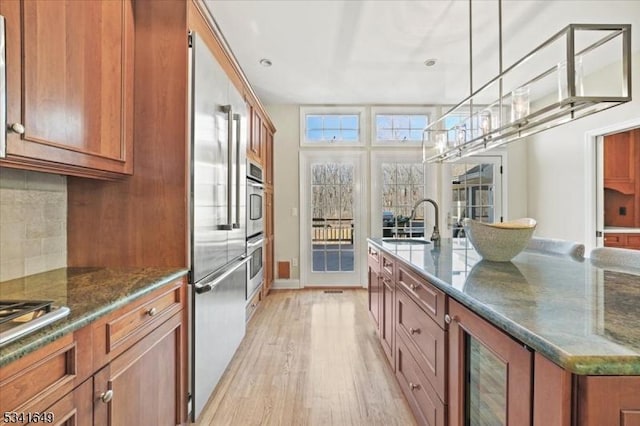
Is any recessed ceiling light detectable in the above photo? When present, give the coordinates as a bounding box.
[424,58,437,67]
[259,58,273,67]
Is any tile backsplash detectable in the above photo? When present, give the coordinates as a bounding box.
[0,169,67,281]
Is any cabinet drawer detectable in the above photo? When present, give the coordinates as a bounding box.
[627,235,640,249]
[92,279,184,367]
[396,332,446,426]
[604,234,624,247]
[396,288,446,401]
[397,264,446,328]
[381,253,395,277]
[368,245,380,268]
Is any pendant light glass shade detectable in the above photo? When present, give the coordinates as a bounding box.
[423,24,631,163]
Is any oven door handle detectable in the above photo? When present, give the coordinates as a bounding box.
[194,255,251,295]
[247,180,264,190]
[247,237,265,249]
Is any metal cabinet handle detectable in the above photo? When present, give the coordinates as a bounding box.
[409,382,420,391]
[100,390,114,403]
[445,314,452,324]
[409,283,418,291]
[409,327,420,335]
[147,307,157,317]
[8,123,25,135]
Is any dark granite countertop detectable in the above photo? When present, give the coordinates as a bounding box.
[0,267,188,367]
[368,237,640,375]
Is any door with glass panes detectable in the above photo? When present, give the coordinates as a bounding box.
[446,156,502,240]
[300,152,365,287]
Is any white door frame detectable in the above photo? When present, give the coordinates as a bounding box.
[584,117,640,255]
[299,150,367,287]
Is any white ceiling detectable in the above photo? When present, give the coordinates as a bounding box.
[206,0,640,105]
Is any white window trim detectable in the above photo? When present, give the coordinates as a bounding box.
[371,106,436,147]
[299,106,367,147]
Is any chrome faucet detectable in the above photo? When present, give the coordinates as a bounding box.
[409,198,441,246]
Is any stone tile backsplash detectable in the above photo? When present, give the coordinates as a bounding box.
[0,169,67,281]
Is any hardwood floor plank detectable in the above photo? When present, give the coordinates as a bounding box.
[196,289,416,426]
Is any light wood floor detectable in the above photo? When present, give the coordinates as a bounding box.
[195,289,416,426]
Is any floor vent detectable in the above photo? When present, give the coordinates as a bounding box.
[324,290,344,294]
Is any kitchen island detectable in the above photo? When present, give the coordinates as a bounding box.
[368,237,640,426]
[0,267,189,425]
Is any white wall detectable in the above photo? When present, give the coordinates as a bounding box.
[526,52,640,245]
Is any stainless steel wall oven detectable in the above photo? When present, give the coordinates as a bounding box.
[247,161,264,239]
[246,234,264,300]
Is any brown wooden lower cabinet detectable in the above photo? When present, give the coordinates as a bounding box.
[0,278,188,426]
[380,261,395,367]
[94,311,184,426]
[449,299,533,426]
[369,245,640,426]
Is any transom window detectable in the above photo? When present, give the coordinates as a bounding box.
[306,114,359,142]
[300,106,366,146]
[376,114,428,142]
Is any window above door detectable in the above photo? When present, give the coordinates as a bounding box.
[300,106,366,147]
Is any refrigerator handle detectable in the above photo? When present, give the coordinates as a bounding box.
[217,105,233,231]
[233,113,241,229]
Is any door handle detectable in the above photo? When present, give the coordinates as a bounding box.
[194,255,252,294]
[218,105,233,230]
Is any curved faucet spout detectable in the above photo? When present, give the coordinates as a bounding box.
[409,198,441,245]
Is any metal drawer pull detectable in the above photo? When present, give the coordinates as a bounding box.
[409,327,420,335]
[409,283,418,291]
[409,382,421,391]
[445,314,452,324]
[146,307,157,317]
[100,390,114,403]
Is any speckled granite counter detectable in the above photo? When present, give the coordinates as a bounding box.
[0,267,188,367]
[368,237,640,375]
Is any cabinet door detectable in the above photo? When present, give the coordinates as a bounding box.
[449,300,532,426]
[604,130,636,194]
[94,312,185,426]
[249,108,263,163]
[265,129,274,186]
[1,0,134,179]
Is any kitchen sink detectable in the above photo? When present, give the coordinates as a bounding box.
[382,238,431,245]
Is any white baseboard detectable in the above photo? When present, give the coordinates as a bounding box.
[272,279,301,290]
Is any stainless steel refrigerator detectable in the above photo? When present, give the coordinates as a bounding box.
[188,31,248,421]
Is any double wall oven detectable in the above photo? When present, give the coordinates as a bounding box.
[247,161,265,300]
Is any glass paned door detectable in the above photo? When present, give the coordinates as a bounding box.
[301,152,365,287]
[311,163,355,273]
[447,156,502,240]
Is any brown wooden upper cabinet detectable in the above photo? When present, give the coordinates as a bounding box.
[604,129,638,195]
[1,0,134,179]
[248,105,263,164]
